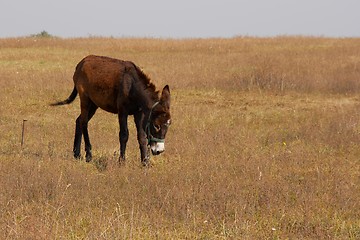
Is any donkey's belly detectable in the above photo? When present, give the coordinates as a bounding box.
[89,93,118,114]
[91,94,139,115]
[99,104,118,114]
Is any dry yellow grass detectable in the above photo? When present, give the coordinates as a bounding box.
[1,36,360,239]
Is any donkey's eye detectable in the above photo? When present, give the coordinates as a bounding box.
[154,124,161,132]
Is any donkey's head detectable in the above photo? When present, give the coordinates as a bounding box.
[146,85,171,155]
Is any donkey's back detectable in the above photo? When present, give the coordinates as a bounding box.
[74,55,136,114]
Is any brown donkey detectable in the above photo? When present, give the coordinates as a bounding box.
[51,55,171,166]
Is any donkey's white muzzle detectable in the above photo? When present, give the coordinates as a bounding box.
[150,142,165,155]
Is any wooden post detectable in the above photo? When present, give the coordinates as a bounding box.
[21,119,27,147]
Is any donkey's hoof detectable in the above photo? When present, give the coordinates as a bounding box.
[85,154,92,162]
[118,157,126,166]
[141,160,152,168]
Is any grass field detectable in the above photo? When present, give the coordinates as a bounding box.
[1,36,360,239]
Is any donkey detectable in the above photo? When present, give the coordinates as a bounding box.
[51,55,171,166]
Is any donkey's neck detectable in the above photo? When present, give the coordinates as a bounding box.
[135,84,159,112]
[142,94,159,112]
[129,63,159,112]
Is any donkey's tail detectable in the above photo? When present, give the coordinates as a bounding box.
[50,87,78,106]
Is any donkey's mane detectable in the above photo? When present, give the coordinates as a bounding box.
[132,64,159,101]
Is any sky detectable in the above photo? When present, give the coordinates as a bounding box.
[0,0,359,38]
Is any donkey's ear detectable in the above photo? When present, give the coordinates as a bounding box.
[160,85,170,108]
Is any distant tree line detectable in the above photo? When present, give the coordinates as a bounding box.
[31,31,55,38]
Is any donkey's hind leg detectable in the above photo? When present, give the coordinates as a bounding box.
[77,98,98,162]
[73,115,82,159]
[83,102,98,162]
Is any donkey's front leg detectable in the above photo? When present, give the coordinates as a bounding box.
[134,112,150,166]
[138,131,150,167]
[118,113,129,164]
